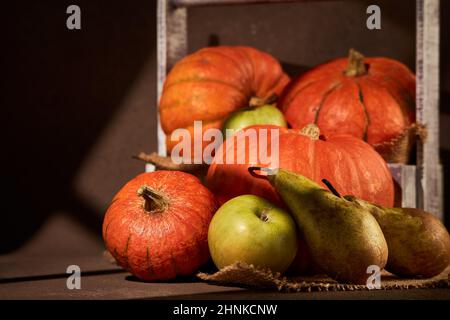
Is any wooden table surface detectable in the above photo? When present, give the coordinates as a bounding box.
[1,253,449,300]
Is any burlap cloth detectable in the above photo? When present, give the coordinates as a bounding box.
[197,262,450,292]
[374,123,426,164]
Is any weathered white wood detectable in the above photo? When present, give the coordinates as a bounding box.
[145,163,156,173]
[389,164,417,208]
[171,0,308,7]
[416,0,442,219]
[156,0,167,159]
[157,0,188,159]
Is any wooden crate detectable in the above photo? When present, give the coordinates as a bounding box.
[153,0,443,219]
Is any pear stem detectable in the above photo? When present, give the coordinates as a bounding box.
[248,167,277,180]
[322,179,342,198]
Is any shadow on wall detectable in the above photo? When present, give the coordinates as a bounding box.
[2,1,157,253]
[207,34,311,76]
[2,0,449,254]
[439,1,450,229]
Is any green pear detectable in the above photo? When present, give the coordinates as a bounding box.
[287,232,324,276]
[350,198,450,278]
[249,167,388,284]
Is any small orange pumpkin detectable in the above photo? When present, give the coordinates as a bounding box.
[103,171,218,281]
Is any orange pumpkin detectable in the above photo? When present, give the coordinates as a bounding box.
[278,49,416,163]
[159,46,289,155]
[103,171,217,281]
[206,124,394,207]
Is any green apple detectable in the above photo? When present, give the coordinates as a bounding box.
[208,194,297,273]
[222,104,287,137]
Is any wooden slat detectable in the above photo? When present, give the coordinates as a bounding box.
[157,0,188,158]
[416,0,442,219]
[389,164,417,208]
[2,269,449,299]
[0,255,121,281]
[171,0,310,8]
[152,0,188,172]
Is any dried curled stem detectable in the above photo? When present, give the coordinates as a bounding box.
[133,152,208,173]
[249,93,278,108]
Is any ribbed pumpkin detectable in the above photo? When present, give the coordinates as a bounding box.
[159,46,289,155]
[206,124,394,207]
[102,171,217,281]
[278,49,416,163]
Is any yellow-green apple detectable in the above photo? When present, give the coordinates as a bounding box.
[222,104,287,137]
[208,194,297,273]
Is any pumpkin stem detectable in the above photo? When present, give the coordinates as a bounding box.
[299,124,320,140]
[133,152,207,173]
[249,93,278,108]
[137,185,169,212]
[321,179,342,198]
[344,49,367,77]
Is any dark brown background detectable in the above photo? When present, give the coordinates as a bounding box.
[2,0,450,259]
